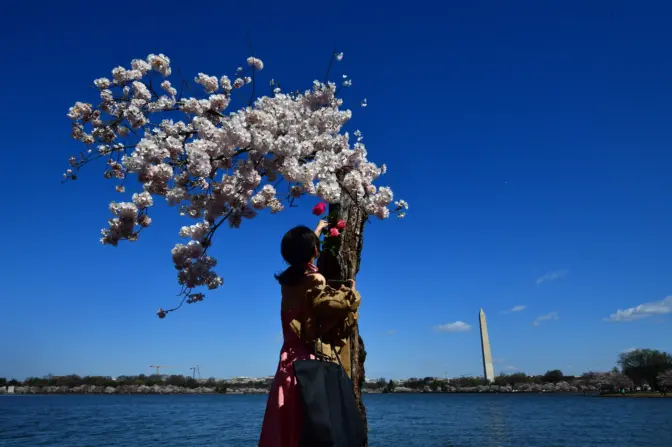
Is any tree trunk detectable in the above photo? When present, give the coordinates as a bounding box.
[317,192,368,446]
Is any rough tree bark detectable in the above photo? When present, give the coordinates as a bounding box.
[317,191,368,446]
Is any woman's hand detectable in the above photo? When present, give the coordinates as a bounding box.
[314,220,329,236]
[336,279,355,290]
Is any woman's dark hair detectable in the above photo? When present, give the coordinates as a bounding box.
[274,225,320,286]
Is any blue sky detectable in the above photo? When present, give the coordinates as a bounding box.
[1,0,671,380]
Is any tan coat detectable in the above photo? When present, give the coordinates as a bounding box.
[282,274,361,379]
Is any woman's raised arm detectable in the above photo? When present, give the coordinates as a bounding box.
[314,219,329,237]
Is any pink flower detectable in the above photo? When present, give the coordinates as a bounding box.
[329,228,340,237]
[336,220,346,230]
[312,202,327,216]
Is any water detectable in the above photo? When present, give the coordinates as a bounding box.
[0,394,670,446]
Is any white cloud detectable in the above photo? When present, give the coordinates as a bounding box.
[536,270,568,285]
[532,312,559,326]
[434,321,472,333]
[386,329,397,335]
[503,365,518,371]
[502,305,526,314]
[621,347,637,354]
[605,296,672,322]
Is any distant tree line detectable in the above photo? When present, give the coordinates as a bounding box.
[0,374,271,394]
[3,349,671,395]
[363,349,672,394]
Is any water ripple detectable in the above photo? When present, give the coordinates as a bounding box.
[0,394,670,446]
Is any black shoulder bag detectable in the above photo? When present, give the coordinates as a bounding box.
[293,337,366,447]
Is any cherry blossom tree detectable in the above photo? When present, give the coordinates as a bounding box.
[657,369,672,395]
[64,51,407,444]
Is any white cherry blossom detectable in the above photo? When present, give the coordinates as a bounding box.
[64,53,407,315]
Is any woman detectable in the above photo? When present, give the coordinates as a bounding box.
[258,221,361,447]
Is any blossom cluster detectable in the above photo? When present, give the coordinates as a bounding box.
[65,53,407,315]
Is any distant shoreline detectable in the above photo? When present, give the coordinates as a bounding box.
[596,392,670,399]
[1,385,266,396]
[0,386,672,399]
[6,385,667,397]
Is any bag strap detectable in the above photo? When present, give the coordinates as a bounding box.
[307,276,346,371]
[313,320,344,369]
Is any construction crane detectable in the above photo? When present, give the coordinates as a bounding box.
[149,365,172,375]
[189,365,202,380]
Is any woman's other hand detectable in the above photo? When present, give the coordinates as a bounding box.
[336,279,355,290]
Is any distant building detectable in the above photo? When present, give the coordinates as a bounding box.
[479,308,495,383]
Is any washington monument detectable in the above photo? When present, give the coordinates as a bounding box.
[479,308,495,383]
